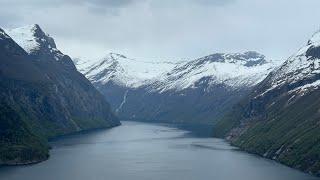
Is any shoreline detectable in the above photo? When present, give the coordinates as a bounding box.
[228,141,320,178]
[0,123,121,168]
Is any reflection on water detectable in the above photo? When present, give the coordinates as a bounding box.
[0,121,318,180]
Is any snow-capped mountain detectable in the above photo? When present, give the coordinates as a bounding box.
[6,24,65,61]
[258,30,320,96]
[6,24,54,53]
[212,30,320,176]
[151,51,276,93]
[5,23,119,125]
[76,51,278,124]
[1,25,119,164]
[77,51,277,92]
[75,53,182,88]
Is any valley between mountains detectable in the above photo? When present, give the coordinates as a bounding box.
[1,24,320,177]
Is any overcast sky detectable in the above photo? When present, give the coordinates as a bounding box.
[1,0,320,61]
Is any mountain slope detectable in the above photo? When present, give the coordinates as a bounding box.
[76,51,277,125]
[0,25,120,165]
[212,31,320,176]
[0,28,50,164]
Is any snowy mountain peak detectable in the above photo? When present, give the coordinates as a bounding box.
[260,29,320,96]
[75,53,181,88]
[151,51,276,92]
[108,52,128,59]
[6,24,67,62]
[196,51,267,67]
[6,24,57,55]
[75,50,277,92]
[307,30,320,45]
[99,52,132,64]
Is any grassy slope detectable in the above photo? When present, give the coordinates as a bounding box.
[213,89,320,176]
[0,103,49,165]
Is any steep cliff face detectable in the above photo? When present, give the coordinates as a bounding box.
[0,28,50,164]
[0,26,120,165]
[213,30,320,176]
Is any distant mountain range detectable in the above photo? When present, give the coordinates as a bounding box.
[75,51,279,124]
[75,53,183,88]
[0,24,120,165]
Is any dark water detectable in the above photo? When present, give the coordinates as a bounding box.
[0,121,318,180]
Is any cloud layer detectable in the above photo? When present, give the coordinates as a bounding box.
[1,0,320,61]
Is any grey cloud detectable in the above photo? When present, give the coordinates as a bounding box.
[1,0,320,61]
[1,0,135,7]
[190,0,235,6]
[86,0,135,7]
[0,0,137,27]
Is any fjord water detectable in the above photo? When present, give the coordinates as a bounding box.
[0,122,318,180]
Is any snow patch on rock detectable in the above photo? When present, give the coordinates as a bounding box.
[7,24,66,61]
[75,53,183,88]
[260,30,320,96]
[6,24,41,53]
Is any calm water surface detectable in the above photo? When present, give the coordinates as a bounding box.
[0,121,318,180]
